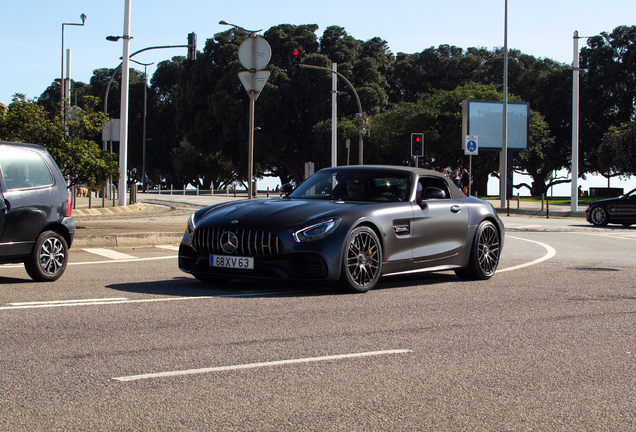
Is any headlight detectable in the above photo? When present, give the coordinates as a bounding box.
[186,213,196,235]
[293,218,341,242]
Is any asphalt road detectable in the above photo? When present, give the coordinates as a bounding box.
[1,226,635,430]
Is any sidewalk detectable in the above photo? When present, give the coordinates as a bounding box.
[71,192,246,248]
[485,198,587,219]
[70,192,587,248]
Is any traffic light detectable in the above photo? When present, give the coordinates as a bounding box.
[411,133,424,157]
[291,48,301,75]
[187,32,197,60]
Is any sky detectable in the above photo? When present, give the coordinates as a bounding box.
[2,0,635,195]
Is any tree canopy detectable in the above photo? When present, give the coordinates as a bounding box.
[3,24,635,196]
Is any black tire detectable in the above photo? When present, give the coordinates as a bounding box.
[24,231,68,282]
[590,206,609,226]
[337,226,382,293]
[455,220,500,280]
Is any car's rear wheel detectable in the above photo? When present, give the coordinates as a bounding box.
[337,226,382,293]
[455,220,500,280]
[590,206,609,226]
[25,231,68,282]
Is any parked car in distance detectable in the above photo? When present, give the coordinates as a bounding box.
[179,165,504,293]
[0,141,75,281]
[585,187,636,227]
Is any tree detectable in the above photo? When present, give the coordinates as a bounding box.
[580,26,636,177]
[514,110,570,196]
[0,95,119,190]
[599,122,636,180]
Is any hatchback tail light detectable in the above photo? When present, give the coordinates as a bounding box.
[67,195,72,217]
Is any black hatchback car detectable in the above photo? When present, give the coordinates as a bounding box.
[0,141,75,281]
[585,187,636,227]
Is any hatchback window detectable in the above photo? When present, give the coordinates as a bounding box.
[0,148,54,190]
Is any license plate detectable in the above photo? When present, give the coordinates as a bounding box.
[210,255,254,270]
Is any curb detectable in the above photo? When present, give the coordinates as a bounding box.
[73,203,146,217]
[493,208,586,219]
[72,232,183,248]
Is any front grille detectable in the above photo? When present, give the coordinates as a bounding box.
[192,227,283,256]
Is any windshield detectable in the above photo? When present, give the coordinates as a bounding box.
[289,169,412,202]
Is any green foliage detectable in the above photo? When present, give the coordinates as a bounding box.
[580,26,636,175]
[0,95,119,190]
[7,23,632,195]
[599,122,636,177]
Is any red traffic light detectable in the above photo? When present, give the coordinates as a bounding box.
[415,136,421,142]
[293,49,300,56]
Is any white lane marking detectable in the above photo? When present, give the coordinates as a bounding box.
[82,248,138,260]
[69,256,177,266]
[0,255,175,269]
[156,245,179,251]
[9,298,128,306]
[113,349,413,382]
[571,231,636,240]
[0,295,212,311]
[506,224,545,229]
[498,235,556,272]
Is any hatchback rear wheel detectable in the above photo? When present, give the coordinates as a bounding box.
[25,231,68,282]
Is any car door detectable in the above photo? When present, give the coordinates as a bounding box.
[410,176,469,262]
[0,147,56,258]
[611,190,636,223]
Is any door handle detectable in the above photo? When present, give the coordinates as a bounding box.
[450,205,461,213]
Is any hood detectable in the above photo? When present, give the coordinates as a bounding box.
[196,198,362,230]
[588,196,624,207]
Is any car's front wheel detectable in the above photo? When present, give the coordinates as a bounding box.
[590,206,609,226]
[337,226,382,293]
[455,220,500,280]
[25,231,68,282]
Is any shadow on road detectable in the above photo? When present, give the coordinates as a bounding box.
[105,271,466,298]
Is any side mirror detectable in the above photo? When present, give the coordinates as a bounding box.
[281,183,294,196]
[424,187,446,199]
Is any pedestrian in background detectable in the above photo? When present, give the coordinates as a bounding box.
[461,168,470,194]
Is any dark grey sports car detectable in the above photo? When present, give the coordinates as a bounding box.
[179,166,504,293]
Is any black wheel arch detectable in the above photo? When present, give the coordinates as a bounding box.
[41,223,73,249]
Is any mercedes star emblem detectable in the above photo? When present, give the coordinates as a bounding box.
[220,231,239,254]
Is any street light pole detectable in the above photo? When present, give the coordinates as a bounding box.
[500,0,508,208]
[299,64,366,165]
[572,31,583,212]
[131,59,154,193]
[61,13,86,126]
[118,0,132,207]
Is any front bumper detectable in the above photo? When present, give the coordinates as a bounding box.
[178,228,346,282]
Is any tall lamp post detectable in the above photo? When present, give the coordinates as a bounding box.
[299,64,366,165]
[117,0,132,207]
[500,0,508,208]
[130,59,154,193]
[61,13,87,124]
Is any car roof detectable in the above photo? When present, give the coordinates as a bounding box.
[0,141,48,153]
[319,165,450,180]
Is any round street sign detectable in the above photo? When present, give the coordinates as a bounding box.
[465,135,479,155]
[238,37,272,71]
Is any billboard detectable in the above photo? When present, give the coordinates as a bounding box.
[462,100,529,150]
